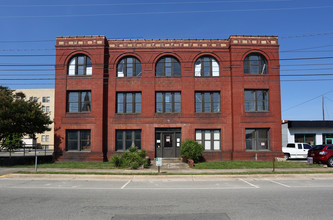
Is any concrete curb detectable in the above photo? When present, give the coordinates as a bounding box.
[3,172,333,181]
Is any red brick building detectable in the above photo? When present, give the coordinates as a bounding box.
[54,35,282,161]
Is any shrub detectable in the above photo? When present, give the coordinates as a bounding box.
[180,139,204,163]
[111,146,149,169]
[110,154,121,167]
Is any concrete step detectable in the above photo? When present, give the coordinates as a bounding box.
[150,158,189,169]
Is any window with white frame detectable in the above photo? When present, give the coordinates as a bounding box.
[194,56,219,77]
[42,96,50,103]
[41,135,49,142]
[68,54,92,75]
[117,57,142,77]
[196,129,220,150]
[42,106,50,113]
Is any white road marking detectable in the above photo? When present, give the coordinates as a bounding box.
[267,179,291,188]
[239,178,259,188]
[121,179,131,189]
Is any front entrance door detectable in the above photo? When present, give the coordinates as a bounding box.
[155,128,181,158]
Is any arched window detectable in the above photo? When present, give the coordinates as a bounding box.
[244,53,267,74]
[68,54,92,75]
[117,57,142,77]
[194,56,219,77]
[156,56,181,77]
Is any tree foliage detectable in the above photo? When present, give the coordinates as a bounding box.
[0,86,52,146]
[1,133,23,150]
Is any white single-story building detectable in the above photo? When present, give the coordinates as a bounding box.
[282,120,333,147]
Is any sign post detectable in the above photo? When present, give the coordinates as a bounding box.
[156,157,162,173]
[307,157,313,164]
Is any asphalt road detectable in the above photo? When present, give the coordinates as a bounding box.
[0,175,332,220]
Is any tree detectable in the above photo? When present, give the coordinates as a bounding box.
[0,86,52,148]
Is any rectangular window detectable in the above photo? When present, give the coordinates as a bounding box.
[30,97,38,102]
[42,96,50,103]
[116,130,141,151]
[245,128,270,151]
[41,135,45,142]
[67,91,91,113]
[195,129,220,150]
[295,134,316,145]
[195,92,220,113]
[244,89,269,112]
[156,92,181,113]
[117,92,141,113]
[66,130,91,151]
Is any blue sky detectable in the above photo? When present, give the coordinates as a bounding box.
[0,0,333,120]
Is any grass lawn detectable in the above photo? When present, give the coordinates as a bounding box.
[7,160,323,170]
[193,160,323,169]
[10,161,117,169]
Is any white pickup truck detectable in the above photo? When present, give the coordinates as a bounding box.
[282,143,312,160]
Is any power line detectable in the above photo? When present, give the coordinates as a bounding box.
[1,5,333,18]
[3,72,333,77]
[279,32,333,39]
[282,89,333,112]
[1,32,332,45]
[2,74,333,82]
[1,56,333,66]
[0,0,292,8]
[2,48,333,57]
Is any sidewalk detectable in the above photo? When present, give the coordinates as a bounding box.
[1,166,332,177]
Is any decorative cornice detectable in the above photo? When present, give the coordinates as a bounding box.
[56,35,278,48]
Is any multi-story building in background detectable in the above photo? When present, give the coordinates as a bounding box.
[54,35,282,161]
[16,89,54,150]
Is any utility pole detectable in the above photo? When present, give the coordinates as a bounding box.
[323,95,325,121]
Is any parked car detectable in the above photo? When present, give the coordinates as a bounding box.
[282,143,312,160]
[307,144,333,167]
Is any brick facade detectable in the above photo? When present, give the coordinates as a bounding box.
[54,35,282,162]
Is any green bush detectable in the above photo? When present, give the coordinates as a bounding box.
[110,154,121,167]
[110,146,149,169]
[180,139,204,163]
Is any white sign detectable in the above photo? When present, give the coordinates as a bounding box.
[156,157,162,166]
[307,157,313,164]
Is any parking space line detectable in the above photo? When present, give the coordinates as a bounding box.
[123,187,254,190]
[121,179,132,189]
[267,180,290,188]
[239,178,259,188]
